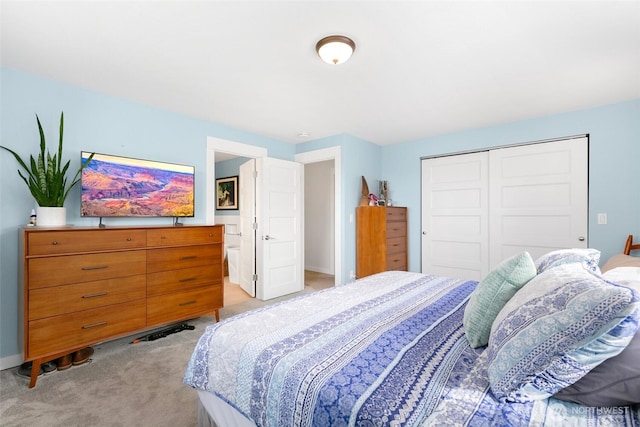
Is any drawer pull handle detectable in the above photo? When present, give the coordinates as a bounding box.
[82,292,108,299]
[179,277,197,283]
[82,265,108,271]
[127,237,132,241]
[52,241,58,245]
[82,321,107,329]
[179,300,196,306]
[180,255,197,260]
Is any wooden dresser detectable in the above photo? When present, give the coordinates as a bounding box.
[21,224,223,387]
[356,206,408,279]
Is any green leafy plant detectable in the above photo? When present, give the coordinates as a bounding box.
[1,112,94,207]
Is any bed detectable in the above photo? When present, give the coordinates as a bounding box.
[184,246,640,427]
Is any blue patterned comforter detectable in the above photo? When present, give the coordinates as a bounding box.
[184,271,640,427]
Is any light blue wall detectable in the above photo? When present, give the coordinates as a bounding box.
[381,99,640,273]
[0,68,295,362]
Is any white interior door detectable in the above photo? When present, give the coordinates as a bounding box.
[255,157,304,300]
[488,137,589,266]
[239,159,256,297]
[421,152,489,281]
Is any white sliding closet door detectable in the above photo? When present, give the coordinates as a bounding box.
[488,137,588,266]
[421,137,588,280]
[421,152,489,281]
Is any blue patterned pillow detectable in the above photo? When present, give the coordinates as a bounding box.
[486,263,640,402]
[463,252,537,348]
[534,248,601,274]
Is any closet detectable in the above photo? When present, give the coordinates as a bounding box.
[421,137,588,281]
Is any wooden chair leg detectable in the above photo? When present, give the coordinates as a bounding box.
[624,235,633,255]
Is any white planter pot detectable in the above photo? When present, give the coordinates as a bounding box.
[36,206,67,227]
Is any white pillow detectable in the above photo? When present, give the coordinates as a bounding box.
[603,266,640,291]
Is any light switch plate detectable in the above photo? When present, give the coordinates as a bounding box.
[597,213,607,225]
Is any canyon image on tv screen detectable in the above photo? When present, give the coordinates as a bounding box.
[81,152,195,218]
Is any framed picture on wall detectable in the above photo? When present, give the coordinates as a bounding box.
[216,176,239,210]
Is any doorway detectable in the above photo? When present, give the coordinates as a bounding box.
[206,139,343,292]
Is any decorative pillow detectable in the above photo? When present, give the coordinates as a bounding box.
[553,328,640,406]
[486,262,640,402]
[463,252,537,348]
[534,248,601,274]
[601,254,640,273]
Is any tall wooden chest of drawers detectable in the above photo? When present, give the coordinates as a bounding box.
[21,224,223,387]
[356,206,408,279]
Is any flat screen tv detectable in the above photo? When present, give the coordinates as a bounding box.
[81,152,195,218]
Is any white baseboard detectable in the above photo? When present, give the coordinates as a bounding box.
[0,353,23,371]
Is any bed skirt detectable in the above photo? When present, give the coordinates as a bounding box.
[197,390,256,427]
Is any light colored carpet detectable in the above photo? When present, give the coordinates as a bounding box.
[0,272,334,427]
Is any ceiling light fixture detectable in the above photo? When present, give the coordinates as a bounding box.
[315,35,356,65]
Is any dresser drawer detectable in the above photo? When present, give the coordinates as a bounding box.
[386,222,406,238]
[386,237,406,255]
[385,207,406,222]
[147,244,221,273]
[28,300,147,358]
[147,286,222,327]
[27,229,146,256]
[147,265,219,296]
[29,275,146,320]
[386,253,407,271]
[28,251,146,289]
[147,226,223,247]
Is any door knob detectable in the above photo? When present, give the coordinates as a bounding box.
[264,235,273,240]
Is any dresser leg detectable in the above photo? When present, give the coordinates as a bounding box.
[215,309,219,323]
[29,360,41,388]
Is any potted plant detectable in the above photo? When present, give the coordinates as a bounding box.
[1,112,94,226]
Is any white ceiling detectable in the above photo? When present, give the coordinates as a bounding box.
[2,1,639,146]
